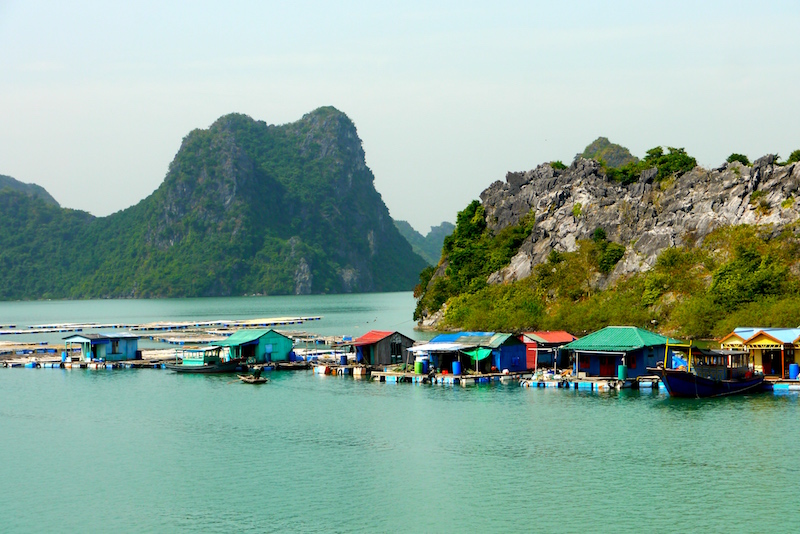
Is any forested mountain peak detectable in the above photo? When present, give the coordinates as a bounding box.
[0,108,427,299]
[0,174,60,207]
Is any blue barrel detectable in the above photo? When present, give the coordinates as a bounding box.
[790,363,800,380]
[422,360,429,374]
[339,354,347,366]
[452,361,461,375]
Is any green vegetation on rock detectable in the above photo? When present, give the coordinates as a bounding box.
[605,146,697,185]
[727,153,751,166]
[0,107,428,300]
[419,223,800,338]
[579,137,638,169]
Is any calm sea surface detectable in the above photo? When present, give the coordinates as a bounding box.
[2,293,800,533]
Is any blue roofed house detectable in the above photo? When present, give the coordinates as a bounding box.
[562,326,683,379]
[721,327,800,378]
[63,333,140,362]
[413,332,527,373]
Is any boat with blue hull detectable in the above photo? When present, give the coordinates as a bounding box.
[652,367,764,397]
[650,347,764,398]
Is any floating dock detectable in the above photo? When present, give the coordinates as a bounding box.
[0,316,323,337]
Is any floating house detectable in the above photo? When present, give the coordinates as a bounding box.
[63,333,140,362]
[409,332,526,373]
[349,331,415,366]
[216,329,294,364]
[720,327,800,378]
[563,326,682,379]
[519,331,577,370]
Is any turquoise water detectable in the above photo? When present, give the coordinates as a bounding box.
[2,369,799,533]
[2,294,800,532]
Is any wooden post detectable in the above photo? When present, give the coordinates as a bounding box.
[782,346,786,379]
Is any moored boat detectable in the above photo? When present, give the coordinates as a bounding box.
[650,347,764,398]
[167,346,246,374]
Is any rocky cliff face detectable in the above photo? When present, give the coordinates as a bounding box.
[479,155,800,287]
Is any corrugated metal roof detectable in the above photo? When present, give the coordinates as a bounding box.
[523,331,576,344]
[429,332,520,348]
[429,332,494,343]
[351,330,395,346]
[743,328,800,344]
[563,326,682,352]
[216,329,274,347]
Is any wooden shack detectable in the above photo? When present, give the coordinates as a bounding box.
[350,331,415,366]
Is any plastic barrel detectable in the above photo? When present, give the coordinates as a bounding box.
[452,361,462,375]
[414,361,423,374]
[790,363,800,380]
[422,360,429,374]
[617,364,627,380]
[339,354,347,366]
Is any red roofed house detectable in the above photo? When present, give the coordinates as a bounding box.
[519,331,577,370]
[352,330,416,366]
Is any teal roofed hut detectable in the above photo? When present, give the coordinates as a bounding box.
[216,329,294,364]
[563,326,683,379]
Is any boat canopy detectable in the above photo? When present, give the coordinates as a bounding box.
[464,348,493,361]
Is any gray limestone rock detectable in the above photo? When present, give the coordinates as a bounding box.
[444,155,800,305]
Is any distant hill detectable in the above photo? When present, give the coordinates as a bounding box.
[0,107,428,299]
[395,220,455,265]
[577,137,638,168]
[0,174,59,206]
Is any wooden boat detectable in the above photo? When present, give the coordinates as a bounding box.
[238,374,268,384]
[649,347,764,398]
[166,359,244,374]
[167,346,245,374]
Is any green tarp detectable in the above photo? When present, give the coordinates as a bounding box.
[464,348,493,361]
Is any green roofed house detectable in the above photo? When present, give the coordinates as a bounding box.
[216,329,294,364]
[563,326,682,379]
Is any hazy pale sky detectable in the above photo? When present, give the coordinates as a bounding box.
[1,1,799,233]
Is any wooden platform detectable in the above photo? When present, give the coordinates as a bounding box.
[371,370,522,386]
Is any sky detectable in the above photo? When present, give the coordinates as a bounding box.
[1,1,799,234]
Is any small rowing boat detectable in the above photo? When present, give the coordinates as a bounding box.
[238,374,268,384]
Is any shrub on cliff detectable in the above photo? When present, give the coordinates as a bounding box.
[727,153,750,166]
[605,146,697,185]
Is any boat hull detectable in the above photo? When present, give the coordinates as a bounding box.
[238,374,268,384]
[166,361,244,374]
[650,368,764,398]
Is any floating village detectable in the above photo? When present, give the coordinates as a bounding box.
[3,315,800,397]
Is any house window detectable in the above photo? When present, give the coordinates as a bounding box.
[111,340,119,354]
[628,354,637,369]
[390,342,403,363]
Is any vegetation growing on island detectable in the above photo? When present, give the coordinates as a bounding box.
[416,139,800,339]
[604,146,697,185]
[0,107,428,300]
[417,210,800,338]
[579,137,638,169]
